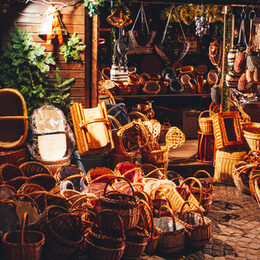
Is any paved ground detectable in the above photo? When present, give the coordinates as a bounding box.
[143,182,260,260]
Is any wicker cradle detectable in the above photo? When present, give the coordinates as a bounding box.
[214,149,248,184]
[0,89,28,149]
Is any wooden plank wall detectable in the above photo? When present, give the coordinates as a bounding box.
[0,1,87,106]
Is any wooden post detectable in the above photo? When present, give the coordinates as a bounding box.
[85,11,99,108]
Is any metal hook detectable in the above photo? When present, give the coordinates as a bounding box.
[249,8,256,20]
[241,8,246,21]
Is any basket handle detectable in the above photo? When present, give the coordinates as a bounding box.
[69,194,95,211]
[246,150,260,164]
[21,212,28,246]
[198,110,211,121]
[62,174,89,186]
[138,199,154,239]
[158,204,177,231]
[122,167,144,180]
[108,115,122,129]
[193,170,213,192]
[103,176,137,203]
[180,201,205,226]
[145,167,166,179]
[96,209,126,240]
[129,111,149,122]
[162,122,171,127]
[101,67,111,80]
[234,163,259,178]
[80,118,111,130]
[179,177,203,205]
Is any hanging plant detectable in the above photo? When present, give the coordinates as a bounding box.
[60,33,86,63]
[83,0,105,17]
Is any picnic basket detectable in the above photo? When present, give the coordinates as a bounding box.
[2,212,45,260]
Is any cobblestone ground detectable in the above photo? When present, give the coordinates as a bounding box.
[143,182,260,260]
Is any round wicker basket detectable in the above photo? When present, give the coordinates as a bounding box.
[242,122,260,151]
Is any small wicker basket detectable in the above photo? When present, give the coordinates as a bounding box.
[198,110,213,133]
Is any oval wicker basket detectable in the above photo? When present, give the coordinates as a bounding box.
[242,122,260,151]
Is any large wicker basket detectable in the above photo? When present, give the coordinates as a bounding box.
[214,149,248,185]
[0,88,28,149]
[242,122,260,151]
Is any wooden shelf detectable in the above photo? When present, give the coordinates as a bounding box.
[114,93,211,98]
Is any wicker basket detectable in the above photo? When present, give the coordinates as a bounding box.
[99,176,140,231]
[0,147,29,166]
[232,163,259,195]
[0,88,28,149]
[190,170,214,215]
[168,177,204,214]
[155,205,185,255]
[2,212,45,260]
[214,149,248,185]
[250,174,260,206]
[242,122,260,151]
[142,145,169,170]
[198,110,213,133]
[113,121,148,157]
[19,161,52,177]
[178,201,212,248]
[0,163,24,182]
[84,209,126,260]
[159,122,171,143]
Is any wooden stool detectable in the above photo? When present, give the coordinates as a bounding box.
[197,131,215,163]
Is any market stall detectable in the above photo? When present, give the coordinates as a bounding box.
[0,0,260,259]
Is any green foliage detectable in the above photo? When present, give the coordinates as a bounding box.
[47,68,75,124]
[83,0,105,17]
[0,23,55,114]
[60,33,86,63]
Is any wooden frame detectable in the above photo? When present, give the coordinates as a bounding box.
[212,111,243,150]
